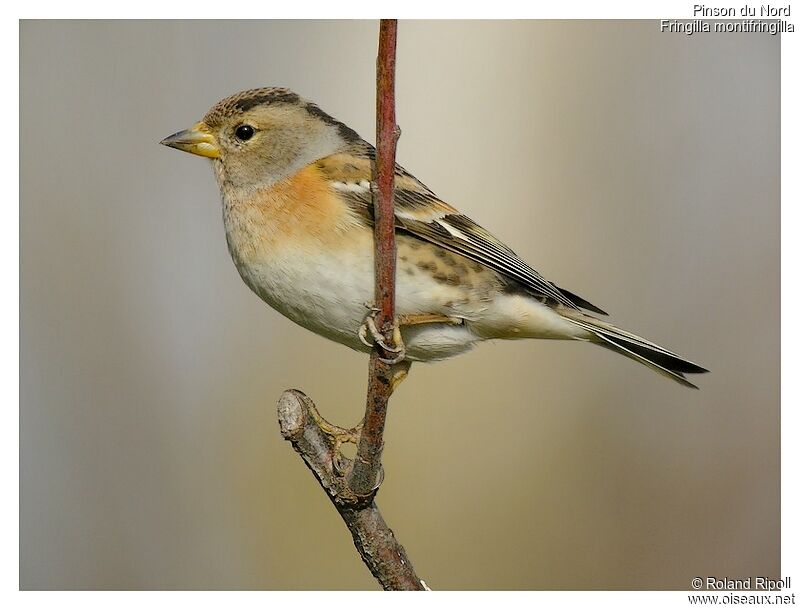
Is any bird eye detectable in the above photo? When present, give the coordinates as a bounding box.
[234,124,255,141]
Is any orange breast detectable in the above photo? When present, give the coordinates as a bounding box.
[223,163,360,264]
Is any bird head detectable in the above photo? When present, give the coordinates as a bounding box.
[161,87,362,191]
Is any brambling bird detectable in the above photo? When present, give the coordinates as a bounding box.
[161,87,707,388]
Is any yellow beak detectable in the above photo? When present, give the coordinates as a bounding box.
[160,122,220,159]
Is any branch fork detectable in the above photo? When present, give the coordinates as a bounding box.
[278,388,423,590]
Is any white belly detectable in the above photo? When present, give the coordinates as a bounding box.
[228,235,480,361]
[222,201,584,361]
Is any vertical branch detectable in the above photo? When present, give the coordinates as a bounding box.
[372,19,400,336]
[347,19,401,499]
[277,19,425,590]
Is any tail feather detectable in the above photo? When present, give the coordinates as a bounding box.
[559,309,708,388]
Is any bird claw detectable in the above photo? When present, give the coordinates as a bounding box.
[358,305,406,363]
[358,320,375,349]
[369,465,385,492]
[377,342,406,365]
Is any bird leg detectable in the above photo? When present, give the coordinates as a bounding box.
[397,313,464,327]
[358,305,405,364]
[358,306,464,365]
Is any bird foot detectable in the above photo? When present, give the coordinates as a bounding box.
[358,304,406,364]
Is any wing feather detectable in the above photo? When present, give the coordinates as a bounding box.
[316,151,607,315]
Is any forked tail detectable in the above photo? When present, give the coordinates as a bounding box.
[559,309,709,389]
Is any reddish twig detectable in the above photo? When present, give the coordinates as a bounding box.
[277,19,426,590]
[372,18,400,337]
[347,17,400,500]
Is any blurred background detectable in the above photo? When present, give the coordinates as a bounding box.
[20,21,779,590]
